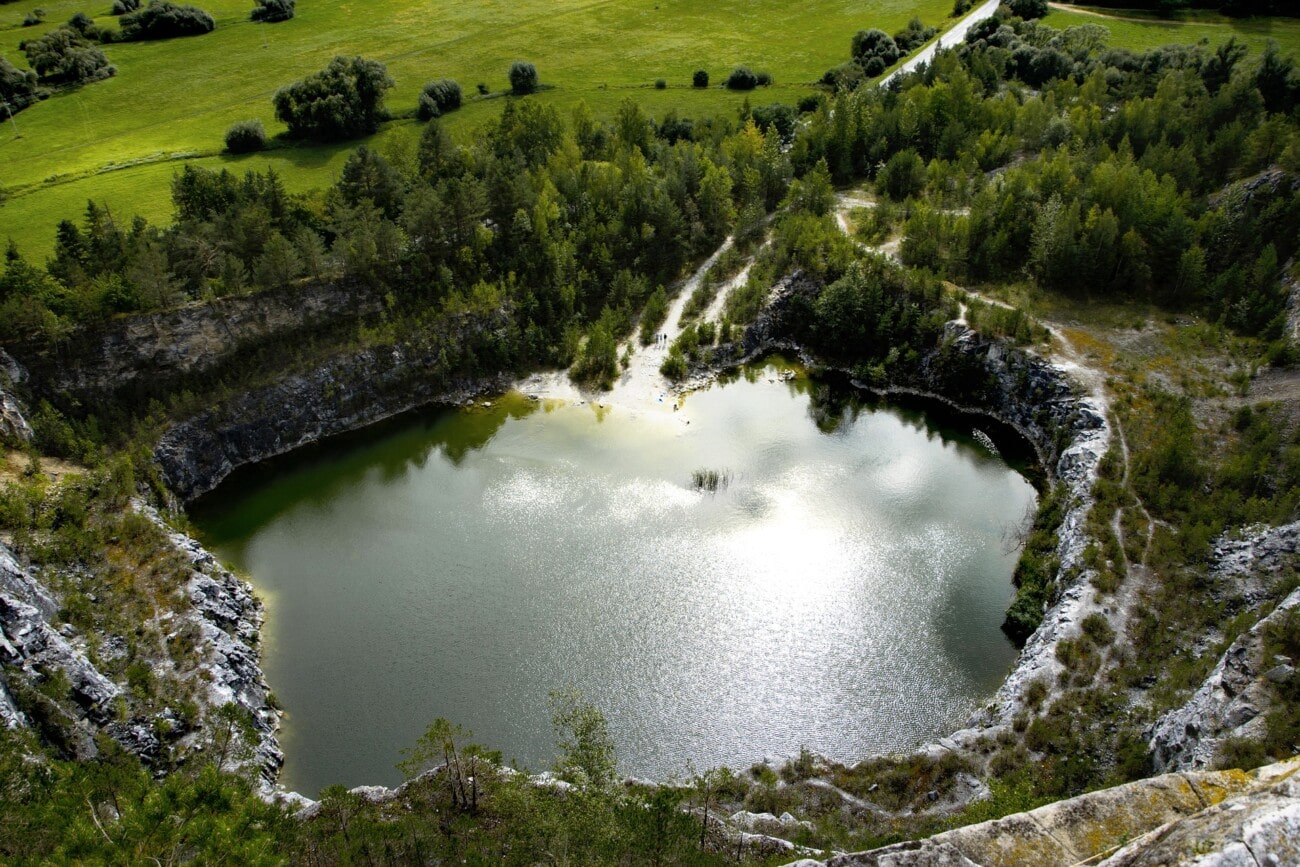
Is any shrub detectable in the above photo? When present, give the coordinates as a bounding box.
[224,118,266,153]
[250,0,293,22]
[653,78,666,90]
[508,60,538,95]
[1008,0,1049,18]
[110,0,140,13]
[755,70,772,86]
[417,78,461,120]
[21,8,44,25]
[952,0,973,13]
[692,69,708,88]
[119,1,215,40]
[273,55,393,141]
[476,81,488,95]
[851,28,900,69]
[0,56,42,111]
[20,27,115,85]
[725,66,758,90]
[821,60,865,91]
[893,17,938,53]
[797,93,822,113]
[750,103,796,140]
[67,11,98,36]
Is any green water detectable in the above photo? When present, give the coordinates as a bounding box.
[193,360,1037,796]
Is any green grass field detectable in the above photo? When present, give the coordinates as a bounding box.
[0,0,957,257]
[1044,5,1300,54]
[2,0,1299,260]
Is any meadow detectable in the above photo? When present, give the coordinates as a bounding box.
[0,0,955,256]
[1044,4,1300,54]
[1,0,1298,258]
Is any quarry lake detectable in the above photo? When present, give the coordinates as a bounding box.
[192,359,1038,796]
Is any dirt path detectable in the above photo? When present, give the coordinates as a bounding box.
[1047,2,1209,25]
[880,0,1004,87]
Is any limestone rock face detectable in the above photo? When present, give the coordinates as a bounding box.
[5,282,381,408]
[0,348,32,444]
[0,510,283,787]
[155,315,511,503]
[788,759,1300,867]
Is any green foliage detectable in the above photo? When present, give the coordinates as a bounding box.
[893,17,938,54]
[418,78,462,120]
[0,54,42,111]
[549,689,617,789]
[250,0,293,23]
[726,66,760,90]
[638,286,669,345]
[693,68,709,88]
[119,1,216,40]
[509,59,538,95]
[1008,0,1049,19]
[273,55,394,141]
[19,26,115,85]
[1003,484,1067,646]
[851,28,900,72]
[223,118,266,153]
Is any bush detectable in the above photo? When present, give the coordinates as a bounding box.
[119,1,215,40]
[821,60,865,91]
[725,66,758,90]
[755,70,772,86]
[852,28,900,69]
[508,60,538,95]
[21,8,44,25]
[273,55,393,140]
[417,78,461,120]
[250,0,293,22]
[1008,0,1049,18]
[797,93,822,113]
[893,17,938,53]
[67,11,98,36]
[110,0,140,13]
[952,0,973,13]
[692,69,708,88]
[750,103,796,140]
[224,118,266,153]
[476,81,488,95]
[20,27,115,85]
[0,57,42,111]
[653,78,666,90]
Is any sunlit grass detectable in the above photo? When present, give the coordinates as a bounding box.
[0,0,956,256]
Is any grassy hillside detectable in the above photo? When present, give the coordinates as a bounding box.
[1044,4,1300,52]
[0,0,955,257]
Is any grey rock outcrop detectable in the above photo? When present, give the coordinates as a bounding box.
[1149,523,1300,773]
[156,340,511,503]
[786,758,1300,866]
[0,544,121,751]
[5,282,381,409]
[0,348,32,444]
[0,510,282,786]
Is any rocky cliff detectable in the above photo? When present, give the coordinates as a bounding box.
[783,756,1300,866]
[5,281,381,410]
[0,506,282,787]
[155,339,512,503]
[1149,523,1300,773]
[0,349,31,445]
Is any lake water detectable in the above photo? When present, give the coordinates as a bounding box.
[192,360,1037,796]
